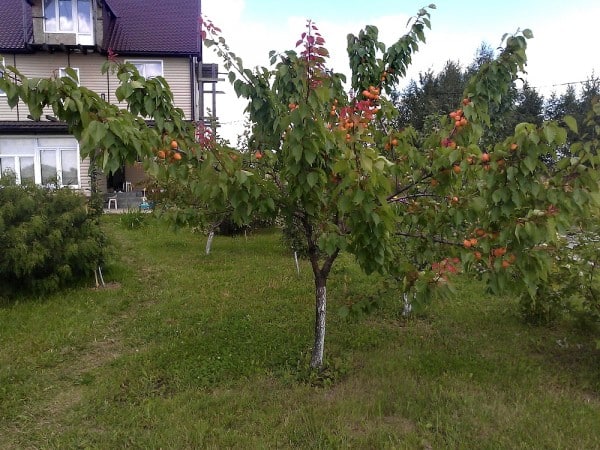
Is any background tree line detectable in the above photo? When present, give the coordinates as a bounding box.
[392,42,599,147]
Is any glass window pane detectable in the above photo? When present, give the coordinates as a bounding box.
[131,62,145,76]
[20,157,35,184]
[0,158,17,183]
[145,62,163,78]
[77,0,91,33]
[44,0,57,32]
[37,137,76,147]
[41,149,58,184]
[129,61,163,78]
[61,149,78,186]
[59,0,74,31]
[0,138,35,155]
[0,157,16,175]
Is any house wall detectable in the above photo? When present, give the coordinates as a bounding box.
[1,53,195,194]
[1,0,200,196]
[80,156,91,193]
[0,53,194,119]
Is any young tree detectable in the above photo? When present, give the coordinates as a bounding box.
[198,10,599,365]
[1,6,598,369]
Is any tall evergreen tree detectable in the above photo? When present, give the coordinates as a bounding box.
[544,75,599,156]
[393,40,545,148]
[466,42,495,76]
[393,61,467,131]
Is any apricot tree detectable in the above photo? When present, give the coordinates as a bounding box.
[200,8,599,365]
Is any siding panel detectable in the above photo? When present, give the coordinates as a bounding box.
[2,53,193,118]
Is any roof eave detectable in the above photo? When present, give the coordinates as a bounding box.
[105,50,201,58]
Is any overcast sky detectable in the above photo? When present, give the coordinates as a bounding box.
[202,0,600,144]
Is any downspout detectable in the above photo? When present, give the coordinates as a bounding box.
[13,54,20,121]
[189,55,196,122]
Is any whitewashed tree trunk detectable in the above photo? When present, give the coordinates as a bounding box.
[205,230,215,255]
[310,278,327,368]
[302,216,338,370]
[402,292,413,316]
[294,251,300,277]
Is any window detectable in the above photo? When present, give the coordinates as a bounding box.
[38,138,80,187]
[45,0,73,32]
[127,60,163,78]
[59,67,80,85]
[0,137,80,187]
[44,0,93,45]
[0,141,36,185]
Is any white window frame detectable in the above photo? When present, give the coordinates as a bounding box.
[38,146,80,188]
[126,60,164,78]
[0,145,35,186]
[59,67,80,85]
[0,156,35,185]
[0,137,81,188]
[44,0,75,33]
[43,0,94,45]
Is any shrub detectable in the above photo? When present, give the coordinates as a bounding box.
[119,209,149,229]
[0,179,107,296]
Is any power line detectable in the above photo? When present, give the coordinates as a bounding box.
[530,79,593,90]
[213,76,597,125]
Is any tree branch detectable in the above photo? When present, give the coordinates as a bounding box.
[396,231,463,247]
[386,171,432,202]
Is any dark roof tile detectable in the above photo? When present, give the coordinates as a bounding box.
[103,0,201,56]
[0,0,200,56]
[0,0,33,51]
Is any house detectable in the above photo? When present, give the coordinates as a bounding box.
[0,0,219,199]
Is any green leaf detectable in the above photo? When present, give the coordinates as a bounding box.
[523,156,537,173]
[307,171,319,188]
[304,148,317,165]
[491,189,504,204]
[353,189,365,205]
[88,121,107,145]
[522,29,534,39]
[542,124,556,144]
[563,115,578,134]
[360,154,373,172]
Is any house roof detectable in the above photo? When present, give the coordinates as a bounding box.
[0,121,69,134]
[102,0,202,57]
[0,0,201,57]
[0,0,33,52]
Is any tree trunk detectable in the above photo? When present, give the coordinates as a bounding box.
[205,230,215,255]
[310,275,327,369]
[299,214,339,370]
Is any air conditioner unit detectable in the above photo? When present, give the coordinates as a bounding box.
[200,63,219,80]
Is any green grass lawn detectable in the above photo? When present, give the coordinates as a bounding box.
[1,215,598,448]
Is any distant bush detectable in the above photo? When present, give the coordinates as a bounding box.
[119,209,150,230]
[0,179,107,296]
[281,215,309,257]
